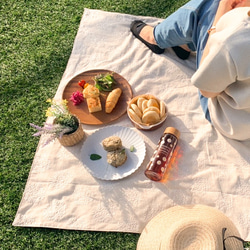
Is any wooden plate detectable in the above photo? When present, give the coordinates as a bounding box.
[62,69,133,125]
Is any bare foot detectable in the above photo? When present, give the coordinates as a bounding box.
[139,25,157,45]
[179,44,191,52]
[139,26,191,52]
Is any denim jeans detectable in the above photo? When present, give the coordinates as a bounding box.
[154,0,220,122]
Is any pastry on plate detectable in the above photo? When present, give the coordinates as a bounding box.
[102,136,122,151]
[83,85,102,113]
[86,97,102,113]
[83,85,100,98]
[107,148,127,167]
[105,88,122,113]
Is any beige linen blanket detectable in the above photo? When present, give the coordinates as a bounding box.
[13,8,250,240]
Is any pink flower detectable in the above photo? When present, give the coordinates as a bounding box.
[70,91,84,105]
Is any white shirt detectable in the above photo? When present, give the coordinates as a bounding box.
[191,7,250,141]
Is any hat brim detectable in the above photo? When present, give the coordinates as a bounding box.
[137,204,243,250]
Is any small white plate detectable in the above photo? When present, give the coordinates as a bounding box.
[81,126,146,180]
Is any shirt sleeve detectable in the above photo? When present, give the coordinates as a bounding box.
[191,34,237,93]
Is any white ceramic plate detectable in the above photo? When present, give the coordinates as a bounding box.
[81,126,146,180]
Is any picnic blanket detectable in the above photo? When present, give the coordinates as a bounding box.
[13,8,250,241]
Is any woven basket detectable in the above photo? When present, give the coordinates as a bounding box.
[57,117,84,147]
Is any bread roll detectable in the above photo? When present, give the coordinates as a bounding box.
[137,97,146,111]
[83,85,100,98]
[147,98,160,109]
[141,100,148,112]
[128,95,167,126]
[142,110,160,124]
[105,88,122,113]
[131,103,142,118]
[143,106,160,115]
[128,108,142,124]
[160,100,166,118]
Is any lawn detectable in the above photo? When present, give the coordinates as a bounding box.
[1,0,249,249]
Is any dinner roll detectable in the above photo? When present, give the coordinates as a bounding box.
[147,98,160,109]
[137,97,146,111]
[160,100,166,118]
[128,108,142,124]
[142,110,160,124]
[141,100,148,112]
[143,106,160,115]
[131,103,142,118]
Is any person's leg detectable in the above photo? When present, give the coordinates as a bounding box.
[154,0,219,53]
[131,0,219,119]
[154,0,218,122]
[154,0,218,121]
[130,20,191,58]
[130,21,165,54]
[198,91,211,122]
[130,0,219,59]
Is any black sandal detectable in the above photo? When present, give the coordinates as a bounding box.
[130,20,190,59]
[130,20,165,54]
[172,46,190,60]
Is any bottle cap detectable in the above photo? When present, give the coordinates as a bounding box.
[164,127,180,139]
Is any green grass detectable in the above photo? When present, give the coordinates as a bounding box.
[1,0,249,249]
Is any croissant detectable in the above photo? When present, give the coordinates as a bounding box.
[105,88,122,113]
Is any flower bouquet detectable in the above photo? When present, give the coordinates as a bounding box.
[30,99,84,147]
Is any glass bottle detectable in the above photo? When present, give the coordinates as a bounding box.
[145,127,180,182]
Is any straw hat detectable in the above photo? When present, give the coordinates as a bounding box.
[137,204,244,250]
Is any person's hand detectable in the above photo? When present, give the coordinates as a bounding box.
[222,0,250,9]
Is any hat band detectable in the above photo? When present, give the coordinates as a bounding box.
[222,228,245,250]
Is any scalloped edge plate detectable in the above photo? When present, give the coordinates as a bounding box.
[80,126,146,180]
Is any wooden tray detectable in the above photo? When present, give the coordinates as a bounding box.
[62,69,133,125]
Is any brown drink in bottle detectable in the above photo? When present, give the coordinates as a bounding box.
[145,127,180,182]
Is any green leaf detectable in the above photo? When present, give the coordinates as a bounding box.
[90,154,102,160]
[94,73,116,91]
